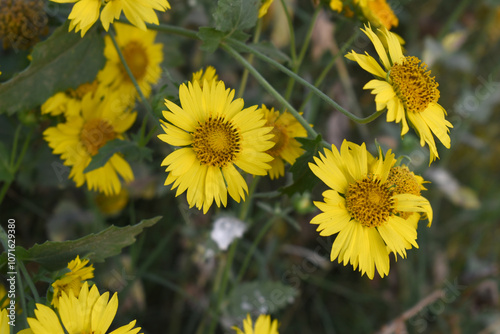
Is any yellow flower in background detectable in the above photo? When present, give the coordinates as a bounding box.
[43,93,136,195]
[345,25,452,164]
[191,66,219,88]
[158,80,274,213]
[258,0,274,18]
[98,22,163,102]
[357,0,398,29]
[26,282,142,334]
[0,309,8,334]
[95,187,129,215]
[50,0,170,37]
[309,141,432,279]
[233,314,279,334]
[100,0,171,31]
[51,256,94,308]
[261,105,307,180]
[329,0,397,30]
[41,80,101,117]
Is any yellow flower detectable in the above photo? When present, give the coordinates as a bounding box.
[356,0,398,29]
[346,25,452,164]
[261,105,307,180]
[158,80,274,213]
[233,314,279,334]
[0,309,8,334]
[309,140,432,279]
[41,80,101,117]
[191,66,219,88]
[330,0,343,12]
[95,187,129,215]
[25,282,142,334]
[49,0,170,37]
[43,92,136,195]
[51,255,94,308]
[258,0,274,18]
[98,22,163,103]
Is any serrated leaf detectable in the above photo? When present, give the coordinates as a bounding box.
[227,281,298,317]
[0,217,161,271]
[281,135,323,196]
[83,139,152,173]
[213,0,259,33]
[197,27,226,53]
[0,22,105,115]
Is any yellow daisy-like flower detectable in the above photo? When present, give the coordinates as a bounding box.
[41,80,101,117]
[233,314,279,334]
[309,140,433,279]
[356,0,398,29]
[98,22,163,102]
[50,0,170,37]
[261,105,307,180]
[258,0,274,18]
[25,282,142,334]
[158,80,274,213]
[346,25,452,164]
[191,66,219,88]
[43,92,136,195]
[51,255,95,308]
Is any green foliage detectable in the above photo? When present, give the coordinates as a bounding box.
[281,135,324,196]
[197,27,227,53]
[83,138,153,173]
[0,217,161,271]
[227,281,298,318]
[0,23,105,115]
[213,0,259,33]
[0,142,13,182]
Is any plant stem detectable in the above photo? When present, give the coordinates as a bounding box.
[225,38,384,124]
[237,20,262,99]
[18,260,40,303]
[108,28,159,125]
[279,0,297,67]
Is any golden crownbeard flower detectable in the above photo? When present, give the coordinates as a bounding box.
[233,314,279,334]
[261,105,307,180]
[329,0,397,29]
[158,80,274,213]
[258,0,274,18]
[192,66,219,88]
[98,22,163,102]
[330,0,343,12]
[346,25,453,164]
[51,256,94,308]
[0,309,8,334]
[309,140,433,279]
[41,80,101,117]
[43,93,136,195]
[24,282,142,334]
[49,0,170,37]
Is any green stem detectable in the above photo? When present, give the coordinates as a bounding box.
[225,38,383,124]
[279,0,297,66]
[235,217,275,283]
[298,28,361,114]
[145,22,199,39]
[18,260,40,303]
[437,0,473,40]
[16,264,28,328]
[108,28,159,125]
[284,6,321,100]
[237,20,263,99]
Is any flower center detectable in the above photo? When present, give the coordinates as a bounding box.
[192,116,241,167]
[367,0,399,29]
[386,166,422,219]
[80,119,116,156]
[66,81,99,100]
[266,123,287,157]
[121,41,149,81]
[345,177,395,227]
[389,56,440,113]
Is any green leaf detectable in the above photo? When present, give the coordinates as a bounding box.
[1,217,161,271]
[0,22,105,115]
[227,281,298,317]
[281,135,323,196]
[83,139,152,173]
[213,0,260,33]
[197,27,226,53]
[0,142,13,183]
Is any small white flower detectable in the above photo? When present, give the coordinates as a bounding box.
[210,217,246,251]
